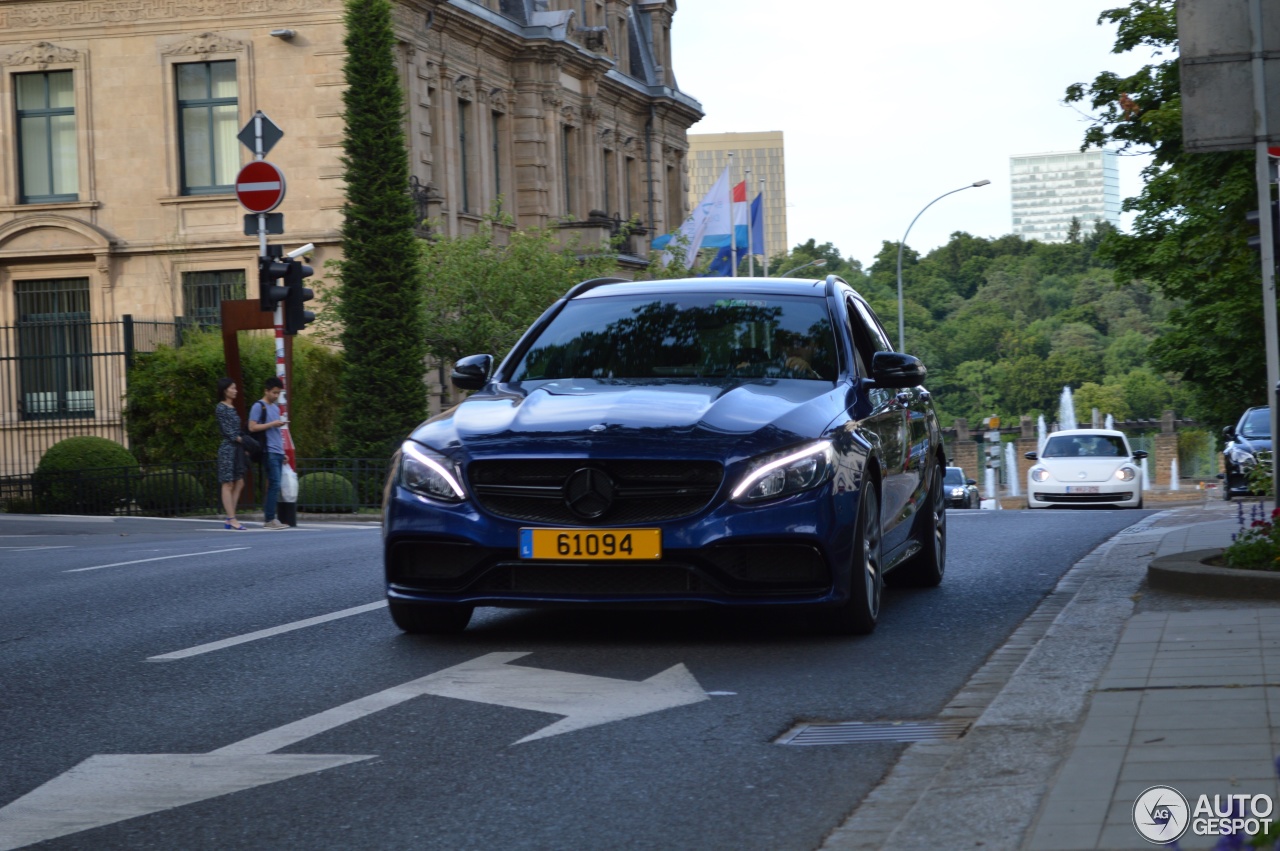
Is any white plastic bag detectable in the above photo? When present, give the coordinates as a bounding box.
[281,464,299,502]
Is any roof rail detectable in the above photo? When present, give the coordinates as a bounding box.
[564,277,631,299]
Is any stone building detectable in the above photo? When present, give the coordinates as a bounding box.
[0,0,703,475]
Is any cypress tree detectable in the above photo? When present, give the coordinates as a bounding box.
[335,0,428,458]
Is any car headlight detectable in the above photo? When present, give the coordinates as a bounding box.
[950,487,966,498]
[1030,467,1050,482]
[400,442,466,502]
[1229,447,1258,468]
[1114,466,1137,481]
[731,441,835,503]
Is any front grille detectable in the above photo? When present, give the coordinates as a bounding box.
[468,459,723,525]
[481,562,705,595]
[1034,492,1134,503]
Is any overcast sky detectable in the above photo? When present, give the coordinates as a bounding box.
[669,1,1157,267]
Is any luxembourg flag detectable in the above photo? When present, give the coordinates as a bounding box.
[651,166,733,268]
[706,187,765,276]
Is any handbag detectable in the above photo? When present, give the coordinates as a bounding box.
[239,430,263,463]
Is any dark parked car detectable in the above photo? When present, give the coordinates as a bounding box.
[1222,406,1272,500]
[383,276,947,635]
[944,466,979,509]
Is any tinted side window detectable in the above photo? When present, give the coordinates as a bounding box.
[853,299,894,353]
[844,297,877,376]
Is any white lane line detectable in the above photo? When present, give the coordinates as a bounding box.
[66,547,250,573]
[0,545,73,551]
[149,601,387,661]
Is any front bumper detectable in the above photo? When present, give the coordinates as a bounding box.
[383,482,855,608]
[1026,482,1141,508]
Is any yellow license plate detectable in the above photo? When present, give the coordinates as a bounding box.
[519,528,662,560]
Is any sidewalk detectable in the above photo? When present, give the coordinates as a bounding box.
[822,499,1280,851]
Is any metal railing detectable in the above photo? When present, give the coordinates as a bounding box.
[0,458,390,517]
[0,316,193,477]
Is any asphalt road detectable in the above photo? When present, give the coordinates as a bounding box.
[0,507,1148,851]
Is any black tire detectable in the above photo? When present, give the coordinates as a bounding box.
[888,464,946,588]
[388,598,474,634]
[815,482,883,635]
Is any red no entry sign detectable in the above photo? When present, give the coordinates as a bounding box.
[235,160,286,213]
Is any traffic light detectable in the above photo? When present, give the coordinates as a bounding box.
[1246,201,1280,254]
[283,258,315,335]
[258,247,289,313]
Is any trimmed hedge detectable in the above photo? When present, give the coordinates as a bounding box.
[34,437,139,513]
[136,469,207,516]
[297,471,357,512]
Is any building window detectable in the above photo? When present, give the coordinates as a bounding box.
[457,99,471,214]
[563,125,576,218]
[491,111,503,210]
[603,148,613,214]
[177,61,238,195]
[16,71,78,203]
[15,278,93,419]
[183,270,246,327]
[625,155,636,220]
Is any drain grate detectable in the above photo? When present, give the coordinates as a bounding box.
[774,719,971,745]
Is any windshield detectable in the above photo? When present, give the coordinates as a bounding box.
[1240,408,1271,439]
[510,293,838,382]
[944,468,964,485]
[1042,434,1129,458]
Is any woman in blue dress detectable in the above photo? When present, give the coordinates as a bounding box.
[215,377,249,530]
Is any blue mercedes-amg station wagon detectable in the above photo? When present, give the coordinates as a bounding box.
[383,276,946,635]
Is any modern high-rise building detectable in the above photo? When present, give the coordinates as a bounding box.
[686,131,787,262]
[1010,149,1120,243]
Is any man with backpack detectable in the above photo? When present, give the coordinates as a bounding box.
[248,376,290,530]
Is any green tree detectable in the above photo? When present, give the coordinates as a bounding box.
[1073,381,1130,422]
[421,213,618,366]
[1065,0,1264,427]
[333,0,428,458]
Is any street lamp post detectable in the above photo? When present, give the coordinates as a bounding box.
[780,258,826,278]
[896,179,991,351]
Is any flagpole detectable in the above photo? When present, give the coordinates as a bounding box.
[759,177,768,276]
[745,167,754,276]
[727,152,736,276]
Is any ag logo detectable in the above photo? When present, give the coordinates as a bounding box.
[1133,785,1189,843]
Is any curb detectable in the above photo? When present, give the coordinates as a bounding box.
[1147,548,1280,598]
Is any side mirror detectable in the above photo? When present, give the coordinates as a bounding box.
[1132,450,1149,460]
[869,351,927,388]
[451,354,493,391]
[1024,451,1038,461]
[1222,425,1235,439]
[966,478,977,486]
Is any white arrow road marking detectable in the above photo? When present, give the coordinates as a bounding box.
[215,651,710,752]
[0,653,709,848]
[0,754,369,851]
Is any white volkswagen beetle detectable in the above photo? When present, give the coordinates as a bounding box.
[1025,428,1149,509]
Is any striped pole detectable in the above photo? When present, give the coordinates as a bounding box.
[274,304,296,471]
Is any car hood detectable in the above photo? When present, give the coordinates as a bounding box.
[1039,458,1136,483]
[1231,436,1272,454]
[409,378,846,460]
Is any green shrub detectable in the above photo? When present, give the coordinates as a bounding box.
[34,437,139,514]
[297,471,357,512]
[124,329,343,466]
[136,469,207,516]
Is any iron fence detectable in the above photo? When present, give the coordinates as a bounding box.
[0,316,192,477]
[0,457,390,517]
